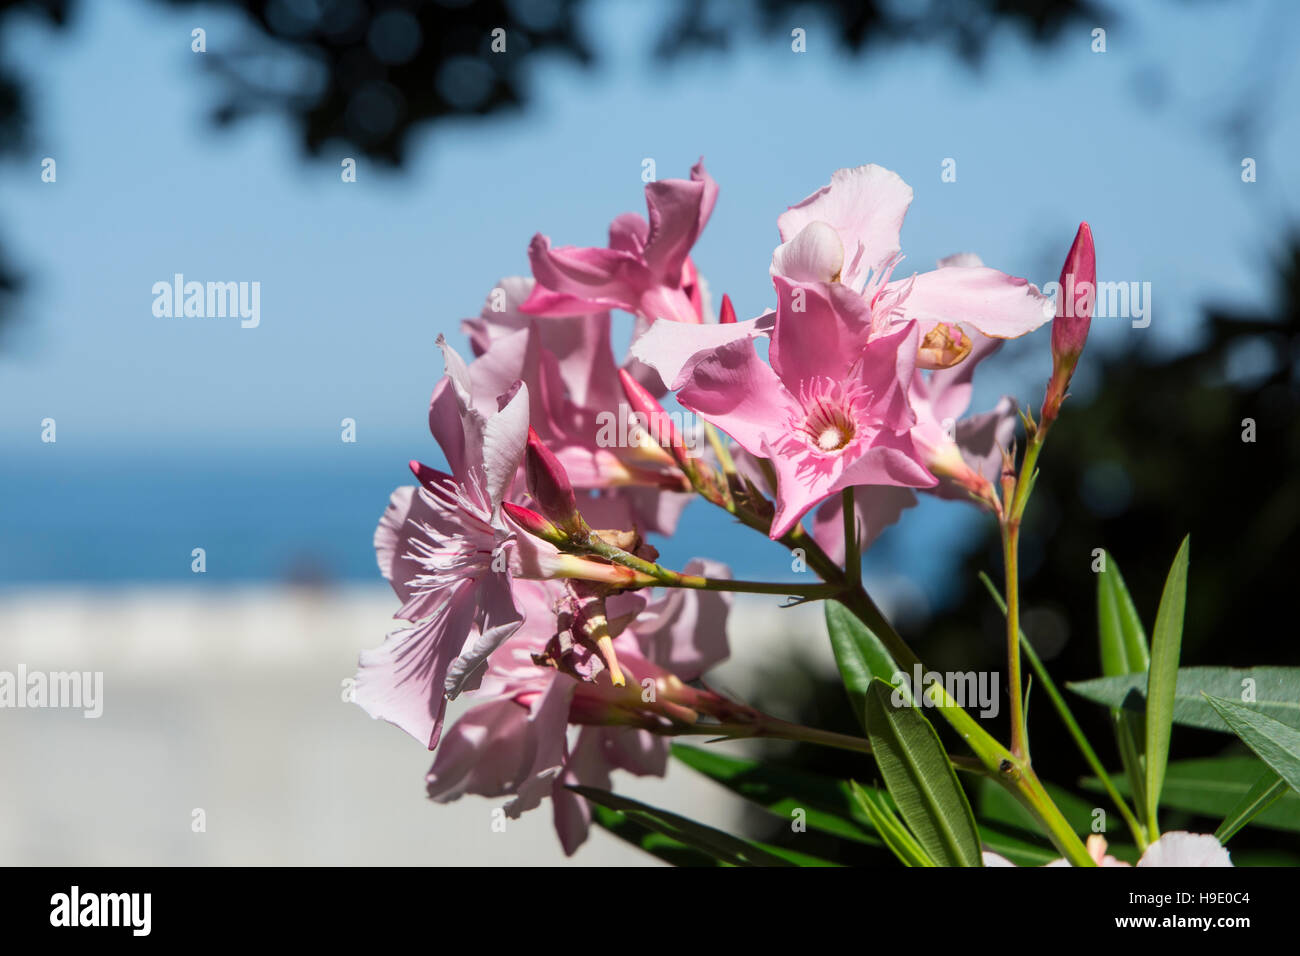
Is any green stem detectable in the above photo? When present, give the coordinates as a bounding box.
[842,487,861,586]
[692,449,1094,863]
[1001,519,1028,759]
[704,422,738,478]
[579,532,839,598]
[838,585,1093,865]
[978,572,1148,849]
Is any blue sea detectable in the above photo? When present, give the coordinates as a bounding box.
[0,442,975,605]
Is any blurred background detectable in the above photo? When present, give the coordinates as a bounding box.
[1,0,1297,864]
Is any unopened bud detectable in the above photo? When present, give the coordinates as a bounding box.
[408,459,445,488]
[525,427,585,536]
[618,368,690,467]
[719,292,737,325]
[501,501,566,545]
[1042,223,1095,427]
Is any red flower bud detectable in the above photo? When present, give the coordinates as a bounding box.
[525,428,584,535]
[408,459,444,489]
[1050,222,1096,363]
[719,292,737,325]
[618,368,689,464]
[501,501,566,545]
[1042,223,1096,428]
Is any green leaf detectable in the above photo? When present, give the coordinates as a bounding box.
[863,678,983,867]
[1068,667,1300,734]
[570,786,797,866]
[1215,771,1289,844]
[826,600,901,730]
[1096,552,1150,818]
[1097,552,1150,676]
[671,744,879,845]
[1145,535,1190,833]
[1080,756,1300,833]
[850,781,934,867]
[1205,695,1300,796]
[589,804,727,867]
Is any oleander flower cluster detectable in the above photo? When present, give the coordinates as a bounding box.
[352,161,1270,867]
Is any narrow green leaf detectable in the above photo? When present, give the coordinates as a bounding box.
[1068,667,1300,733]
[979,571,1145,846]
[864,678,983,867]
[1097,552,1150,676]
[850,781,934,867]
[570,786,796,867]
[1144,535,1190,833]
[1215,771,1289,844]
[671,744,879,845]
[1081,756,1300,833]
[1204,695,1300,796]
[589,805,726,867]
[1097,551,1151,820]
[825,601,901,730]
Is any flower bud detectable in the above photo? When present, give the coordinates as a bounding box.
[1042,223,1095,427]
[408,459,445,489]
[718,292,737,325]
[524,427,586,536]
[501,501,566,546]
[618,368,691,467]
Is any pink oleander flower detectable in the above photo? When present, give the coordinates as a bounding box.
[982,832,1232,868]
[665,276,936,539]
[521,160,717,327]
[771,166,1053,362]
[460,276,692,535]
[809,308,1020,560]
[424,561,732,855]
[358,339,534,750]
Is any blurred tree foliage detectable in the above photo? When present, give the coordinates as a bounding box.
[744,237,1300,863]
[0,0,1106,331]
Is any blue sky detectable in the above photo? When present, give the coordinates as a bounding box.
[0,0,1296,586]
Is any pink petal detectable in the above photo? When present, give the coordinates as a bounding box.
[777,165,914,293]
[834,428,937,493]
[770,220,845,284]
[424,697,531,803]
[1137,832,1233,867]
[895,265,1053,340]
[444,569,526,697]
[762,435,849,540]
[354,581,479,750]
[641,159,718,283]
[676,337,801,458]
[525,233,646,311]
[851,319,921,433]
[768,277,873,395]
[479,379,530,510]
[630,312,774,390]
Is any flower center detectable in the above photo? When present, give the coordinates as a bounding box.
[794,377,866,455]
[817,425,847,451]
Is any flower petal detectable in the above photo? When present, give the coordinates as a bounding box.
[642,158,718,283]
[771,220,844,284]
[778,165,914,293]
[676,337,801,458]
[896,265,1053,340]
